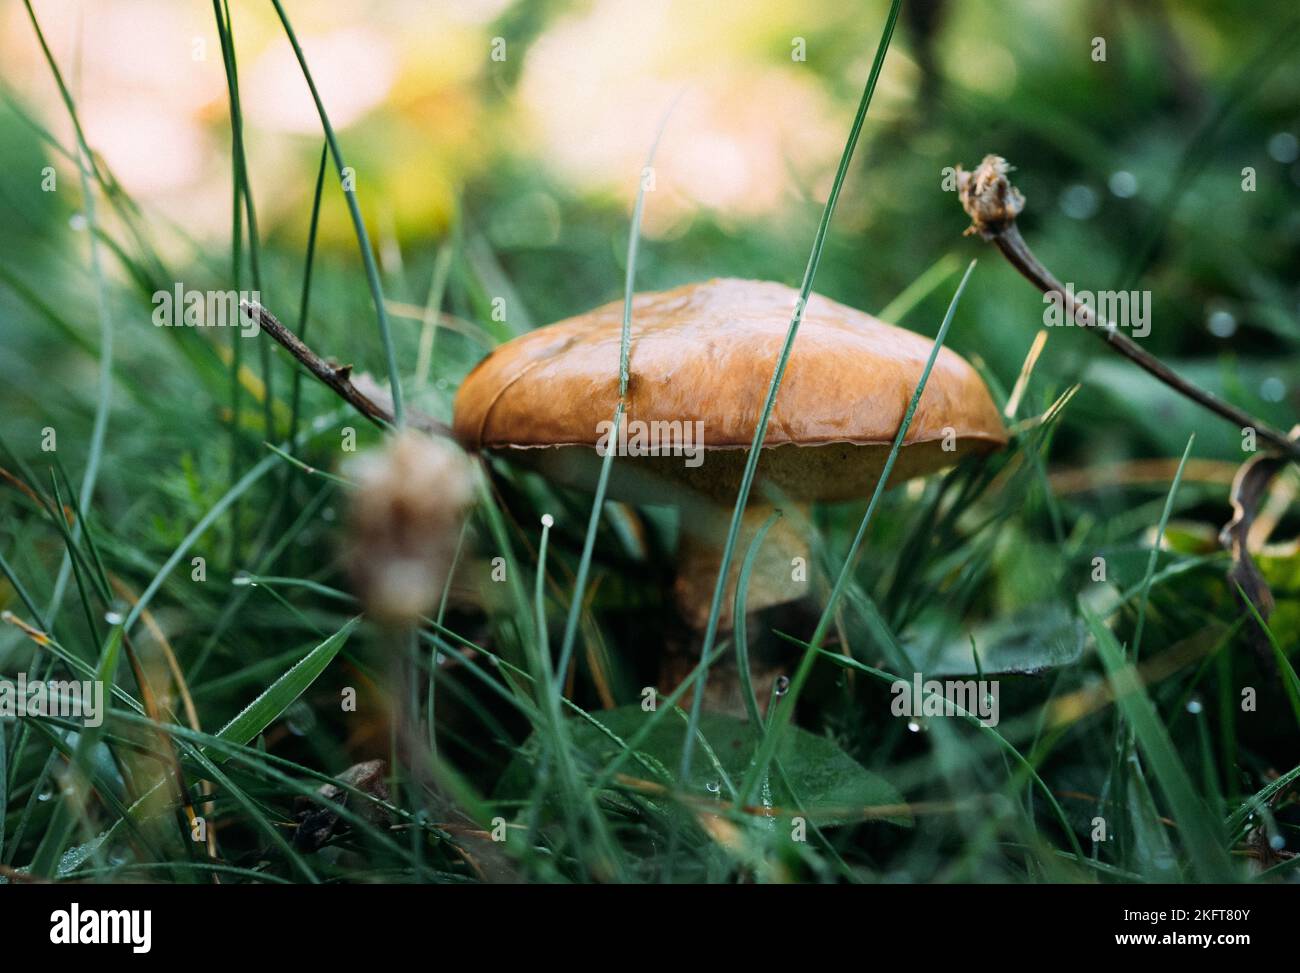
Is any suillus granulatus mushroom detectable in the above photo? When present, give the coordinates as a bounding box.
[453,278,1007,711]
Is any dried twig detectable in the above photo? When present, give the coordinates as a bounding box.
[954,155,1300,463]
[955,155,1299,640]
[240,300,453,439]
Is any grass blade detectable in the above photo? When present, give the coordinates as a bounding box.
[1086,606,1235,882]
[212,617,360,750]
[1131,435,1195,662]
[554,97,679,686]
[678,0,904,785]
[269,0,404,426]
[738,258,978,806]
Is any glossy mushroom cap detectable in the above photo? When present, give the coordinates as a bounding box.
[453,278,1007,502]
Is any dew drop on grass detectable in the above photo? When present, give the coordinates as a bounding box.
[232,571,254,587]
[773,675,790,697]
[705,780,721,796]
[907,720,921,733]
[103,599,127,626]
[1270,834,1286,851]
[1108,170,1137,198]
[1207,309,1236,338]
[1059,184,1099,220]
[1186,698,1203,715]
[1268,131,1299,164]
[284,700,316,737]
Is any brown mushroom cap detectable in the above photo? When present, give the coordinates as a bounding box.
[454,278,1006,503]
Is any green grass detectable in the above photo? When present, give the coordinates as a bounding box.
[0,0,1297,885]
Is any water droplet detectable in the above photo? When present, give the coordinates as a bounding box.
[1260,377,1286,402]
[37,785,54,802]
[284,700,316,737]
[705,780,721,795]
[773,675,790,697]
[232,571,254,587]
[1207,308,1237,338]
[1108,170,1138,198]
[68,213,87,232]
[541,513,554,528]
[1268,131,1299,164]
[1186,698,1203,715]
[1059,184,1099,220]
[906,720,921,733]
[103,610,124,626]
[759,774,777,826]
[321,507,336,522]
[1269,834,1286,851]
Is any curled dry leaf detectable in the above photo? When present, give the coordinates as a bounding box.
[1219,451,1289,667]
[294,759,392,852]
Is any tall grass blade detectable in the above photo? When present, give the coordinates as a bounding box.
[213,617,360,750]
[678,0,904,785]
[737,258,978,805]
[269,0,404,426]
[1087,607,1235,882]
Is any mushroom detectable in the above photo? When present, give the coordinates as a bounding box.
[453,279,1006,706]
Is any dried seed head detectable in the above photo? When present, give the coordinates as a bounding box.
[955,154,1025,238]
[345,431,473,625]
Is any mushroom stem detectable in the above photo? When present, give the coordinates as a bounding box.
[674,502,811,632]
[954,155,1300,464]
[658,645,785,721]
[666,502,807,719]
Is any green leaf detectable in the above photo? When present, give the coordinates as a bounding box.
[29,625,124,877]
[912,604,1085,676]
[212,616,360,753]
[504,705,909,827]
[1085,606,1236,882]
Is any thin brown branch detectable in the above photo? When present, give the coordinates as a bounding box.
[241,300,453,440]
[954,155,1300,463]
